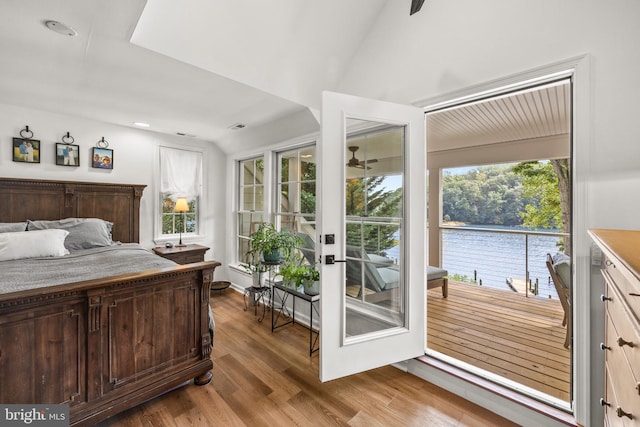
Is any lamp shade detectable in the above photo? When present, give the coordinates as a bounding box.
[174,197,189,213]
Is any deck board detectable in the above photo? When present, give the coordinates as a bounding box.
[427,280,570,402]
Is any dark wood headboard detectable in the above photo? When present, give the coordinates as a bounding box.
[0,178,146,243]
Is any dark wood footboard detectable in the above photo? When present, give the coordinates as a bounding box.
[0,261,220,427]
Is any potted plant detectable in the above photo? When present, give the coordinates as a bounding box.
[279,260,307,291]
[302,264,320,296]
[248,222,302,263]
[241,262,268,287]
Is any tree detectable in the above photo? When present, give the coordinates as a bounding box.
[512,160,571,255]
[345,176,401,256]
[442,165,525,226]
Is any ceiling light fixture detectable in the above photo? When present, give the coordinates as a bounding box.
[44,20,77,36]
[133,122,150,128]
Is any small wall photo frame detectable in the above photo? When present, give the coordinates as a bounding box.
[55,143,80,167]
[92,147,114,169]
[12,137,41,163]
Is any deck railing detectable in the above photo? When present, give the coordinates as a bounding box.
[440,226,569,299]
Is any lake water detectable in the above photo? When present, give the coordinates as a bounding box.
[387,228,563,299]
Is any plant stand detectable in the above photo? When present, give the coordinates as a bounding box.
[243,260,281,322]
[271,281,320,355]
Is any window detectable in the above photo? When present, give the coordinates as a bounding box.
[159,147,202,238]
[237,157,264,264]
[276,145,316,263]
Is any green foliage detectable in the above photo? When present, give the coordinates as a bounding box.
[449,273,477,284]
[161,197,196,234]
[345,176,401,255]
[512,161,561,229]
[302,264,320,281]
[442,165,526,226]
[279,259,307,287]
[248,222,303,262]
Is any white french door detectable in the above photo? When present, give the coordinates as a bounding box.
[319,91,426,381]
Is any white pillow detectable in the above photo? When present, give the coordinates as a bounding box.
[0,229,70,261]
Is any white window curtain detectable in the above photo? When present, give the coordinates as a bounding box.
[160,147,202,199]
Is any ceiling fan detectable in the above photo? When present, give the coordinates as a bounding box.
[410,0,426,15]
[347,146,377,169]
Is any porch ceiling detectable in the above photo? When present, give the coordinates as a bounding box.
[427,80,571,152]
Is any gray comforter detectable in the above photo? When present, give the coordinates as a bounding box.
[0,243,215,341]
[0,243,177,294]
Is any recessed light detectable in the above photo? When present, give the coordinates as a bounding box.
[133,122,150,128]
[44,20,77,37]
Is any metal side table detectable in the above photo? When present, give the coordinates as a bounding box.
[271,281,319,355]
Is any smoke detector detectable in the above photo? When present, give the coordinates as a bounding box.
[45,20,77,37]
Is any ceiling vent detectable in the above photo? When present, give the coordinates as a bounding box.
[44,20,77,36]
[229,123,247,130]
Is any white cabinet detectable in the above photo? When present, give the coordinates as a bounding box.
[590,229,640,426]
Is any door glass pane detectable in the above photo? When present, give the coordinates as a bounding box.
[344,120,405,341]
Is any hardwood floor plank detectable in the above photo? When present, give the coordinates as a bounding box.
[97,288,518,426]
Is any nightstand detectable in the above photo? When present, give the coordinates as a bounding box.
[152,244,210,264]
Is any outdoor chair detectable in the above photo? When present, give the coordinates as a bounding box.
[546,253,571,349]
[298,232,447,302]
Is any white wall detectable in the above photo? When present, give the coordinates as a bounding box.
[339,0,640,227]
[0,102,228,273]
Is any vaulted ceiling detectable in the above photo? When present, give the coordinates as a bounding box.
[0,0,386,152]
[0,1,570,155]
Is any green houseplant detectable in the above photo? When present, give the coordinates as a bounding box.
[248,222,302,263]
[241,262,268,287]
[302,264,320,296]
[279,261,307,290]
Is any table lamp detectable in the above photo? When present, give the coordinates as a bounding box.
[174,197,189,247]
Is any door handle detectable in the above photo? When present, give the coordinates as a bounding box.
[325,255,347,264]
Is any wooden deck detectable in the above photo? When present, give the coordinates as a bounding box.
[427,280,570,402]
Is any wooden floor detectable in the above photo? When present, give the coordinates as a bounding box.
[98,289,517,427]
[427,281,570,402]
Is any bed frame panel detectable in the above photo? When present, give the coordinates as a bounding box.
[0,177,219,427]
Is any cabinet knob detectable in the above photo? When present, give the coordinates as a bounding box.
[600,398,611,407]
[600,294,612,302]
[617,337,634,348]
[600,343,611,351]
[616,407,632,419]
[605,260,615,268]
[636,382,640,396]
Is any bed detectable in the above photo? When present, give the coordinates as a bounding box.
[0,177,220,426]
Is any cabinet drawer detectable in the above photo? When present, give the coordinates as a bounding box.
[605,314,640,425]
[605,282,640,381]
[604,257,640,322]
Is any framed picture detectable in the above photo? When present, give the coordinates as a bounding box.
[55,143,80,167]
[12,138,41,163]
[92,147,114,169]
